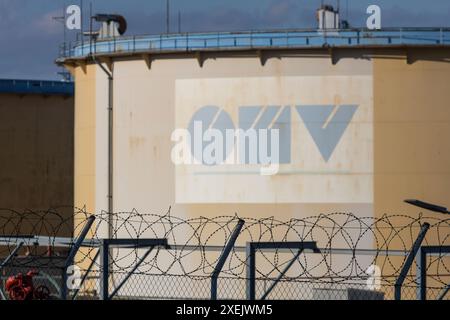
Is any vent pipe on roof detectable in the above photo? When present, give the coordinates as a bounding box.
[317,4,340,30]
[93,14,127,39]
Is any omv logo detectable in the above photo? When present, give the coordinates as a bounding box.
[171,104,358,175]
[296,105,358,161]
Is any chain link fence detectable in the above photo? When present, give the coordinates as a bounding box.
[0,207,449,300]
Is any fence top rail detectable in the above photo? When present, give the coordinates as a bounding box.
[1,236,448,257]
[0,236,169,249]
[421,245,450,253]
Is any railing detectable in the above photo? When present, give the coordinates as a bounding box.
[0,79,74,95]
[59,28,450,59]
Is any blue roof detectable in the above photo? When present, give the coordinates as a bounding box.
[0,79,74,96]
[60,28,450,59]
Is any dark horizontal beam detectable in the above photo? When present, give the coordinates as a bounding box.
[249,241,320,253]
[103,238,169,249]
[421,245,450,254]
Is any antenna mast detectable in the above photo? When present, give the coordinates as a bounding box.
[166,0,170,33]
[53,2,71,81]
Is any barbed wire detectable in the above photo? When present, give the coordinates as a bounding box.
[0,207,449,298]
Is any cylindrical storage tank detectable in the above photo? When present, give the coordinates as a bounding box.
[60,29,450,299]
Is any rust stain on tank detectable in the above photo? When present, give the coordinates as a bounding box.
[129,136,147,155]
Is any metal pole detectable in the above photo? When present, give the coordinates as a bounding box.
[63,3,67,56]
[211,219,245,300]
[246,243,256,300]
[80,0,84,51]
[100,240,109,300]
[107,70,113,232]
[62,215,96,299]
[166,0,170,34]
[394,222,430,300]
[89,2,92,55]
[64,215,96,268]
[418,247,427,300]
[91,55,114,237]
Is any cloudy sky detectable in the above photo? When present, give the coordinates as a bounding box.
[0,0,449,80]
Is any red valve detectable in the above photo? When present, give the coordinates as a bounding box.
[5,270,50,300]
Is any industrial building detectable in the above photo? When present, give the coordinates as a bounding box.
[58,15,450,227]
[0,1,448,302]
[0,79,74,234]
[51,8,450,299]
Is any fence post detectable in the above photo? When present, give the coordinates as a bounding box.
[246,243,256,300]
[61,215,95,300]
[211,219,245,300]
[99,239,109,300]
[394,222,430,300]
[418,247,427,300]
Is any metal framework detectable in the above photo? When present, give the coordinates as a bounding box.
[211,219,245,300]
[417,245,450,300]
[246,241,320,300]
[0,218,170,300]
[98,238,169,300]
[0,221,448,300]
[394,222,430,300]
[61,215,96,299]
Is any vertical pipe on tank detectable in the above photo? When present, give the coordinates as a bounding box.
[92,56,114,238]
[92,55,114,294]
[107,72,113,226]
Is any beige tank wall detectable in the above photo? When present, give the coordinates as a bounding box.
[69,49,450,298]
[109,54,373,228]
[0,92,74,234]
[71,48,450,240]
[74,65,97,214]
[373,49,450,218]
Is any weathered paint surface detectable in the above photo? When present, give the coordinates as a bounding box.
[373,50,450,215]
[0,93,74,235]
[104,54,374,225]
[74,65,97,214]
[69,48,450,298]
[72,47,450,234]
[175,76,373,203]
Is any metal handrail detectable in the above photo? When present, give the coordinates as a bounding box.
[59,27,450,59]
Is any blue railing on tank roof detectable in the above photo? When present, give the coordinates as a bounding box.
[0,79,74,95]
[60,28,450,59]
